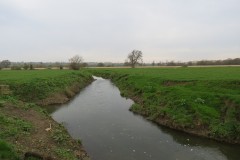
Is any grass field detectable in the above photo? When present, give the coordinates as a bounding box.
[90,67,240,143]
[0,70,92,102]
[0,70,92,159]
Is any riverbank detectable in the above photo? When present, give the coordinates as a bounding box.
[0,70,93,160]
[90,67,240,144]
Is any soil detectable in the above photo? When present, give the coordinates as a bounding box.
[37,81,93,106]
[163,80,193,86]
[1,103,90,160]
[37,92,69,106]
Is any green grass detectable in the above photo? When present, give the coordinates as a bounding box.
[0,140,20,160]
[89,67,240,80]
[0,70,93,102]
[0,70,77,82]
[51,125,70,144]
[0,113,33,139]
[90,67,240,143]
[54,148,76,160]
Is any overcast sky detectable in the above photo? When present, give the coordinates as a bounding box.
[0,0,240,63]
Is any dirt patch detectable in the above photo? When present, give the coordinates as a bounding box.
[222,99,240,122]
[37,80,93,106]
[0,85,11,95]
[37,92,69,106]
[155,116,210,137]
[163,80,193,86]
[1,103,89,160]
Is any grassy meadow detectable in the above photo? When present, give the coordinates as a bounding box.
[0,70,92,159]
[90,67,240,143]
[0,70,92,102]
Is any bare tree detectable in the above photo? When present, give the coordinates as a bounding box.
[127,50,143,68]
[0,60,11,68]
[69,55,83,70]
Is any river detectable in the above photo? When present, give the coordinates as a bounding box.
[46,77,240,160]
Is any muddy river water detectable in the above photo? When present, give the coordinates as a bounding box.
[46,77,240,160]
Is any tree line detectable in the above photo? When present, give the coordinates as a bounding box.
[1,52,239,70]
[154,58,240,66]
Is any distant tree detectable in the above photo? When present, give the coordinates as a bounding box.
[69,55,83,70]
[157,61,163,66]
[54,62,59,66]
[60,65,63,70]
[97,63,105,67]
[152,61,155,66]
[187,61,193,66]
[124,61,129,66]
[23,63,29,70]
[106,64,114,67]
[181,63,188,67]
[39,62,44,68]
[81,63,88,68]
[127,50,143,68]
[166,61,176,66]
[30,64,34,70]
[47,65,52,69]
[0,60,11,68]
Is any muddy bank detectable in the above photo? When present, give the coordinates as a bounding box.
[0,103,90,160]
[37,79,93,106]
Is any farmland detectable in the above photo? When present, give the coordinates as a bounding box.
[90,67,240,143]
[0,70,93,102]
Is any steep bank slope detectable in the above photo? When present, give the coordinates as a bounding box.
[90,67,240,144]
[0,70,93,160]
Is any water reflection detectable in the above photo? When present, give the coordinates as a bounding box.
[45,77,240,160]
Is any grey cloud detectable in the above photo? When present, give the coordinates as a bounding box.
[0,0,240,62]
